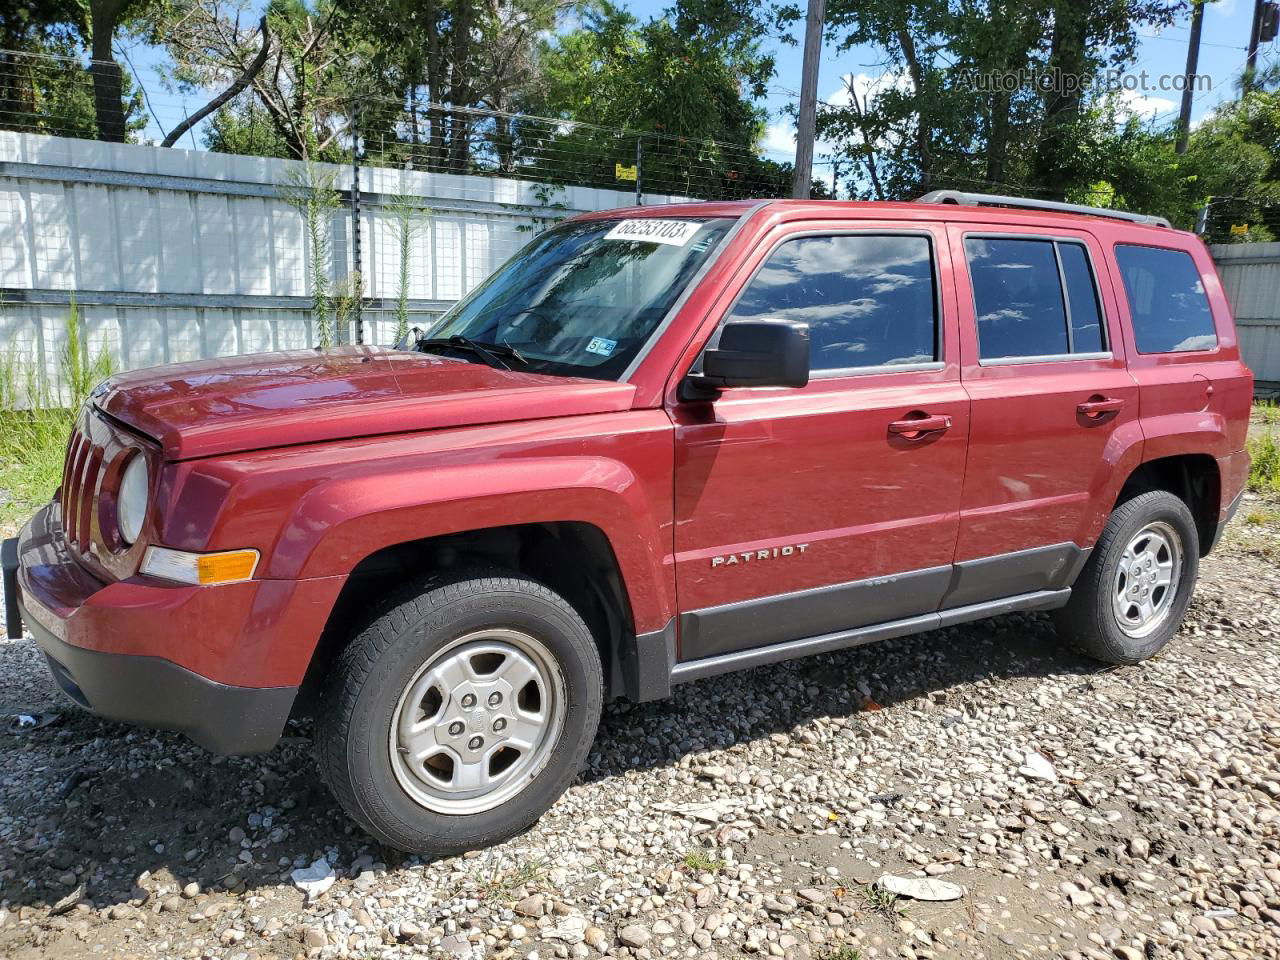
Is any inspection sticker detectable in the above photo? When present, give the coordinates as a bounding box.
[603,218,701,246]
[585,337,618,357]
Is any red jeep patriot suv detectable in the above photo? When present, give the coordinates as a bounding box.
[3,192,1253,854]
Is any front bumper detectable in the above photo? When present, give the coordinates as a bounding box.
[3,502,342,754]
[17,602,296,753]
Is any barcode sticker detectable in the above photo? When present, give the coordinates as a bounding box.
[603,219,701,246]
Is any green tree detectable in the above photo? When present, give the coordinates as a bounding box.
[524,0,789,196]
[159,0,359,160]
[819,0,1182,200]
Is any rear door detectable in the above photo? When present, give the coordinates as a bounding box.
[670,220,970,662]
[946,224,1143,607]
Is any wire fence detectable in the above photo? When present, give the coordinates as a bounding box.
[0,48,793,203]
[1200,196,1280,243]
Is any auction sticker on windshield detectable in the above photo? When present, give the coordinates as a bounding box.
[604,219,702,246]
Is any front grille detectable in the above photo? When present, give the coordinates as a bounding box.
[60,421,105,554]
[55,406,154,581]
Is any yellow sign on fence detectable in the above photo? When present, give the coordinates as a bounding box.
[1230,223,1250,236]
[615,163,637,182]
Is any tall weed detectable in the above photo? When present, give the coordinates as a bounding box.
[0,305,113,526]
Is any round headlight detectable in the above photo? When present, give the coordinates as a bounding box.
[118,454,149,545]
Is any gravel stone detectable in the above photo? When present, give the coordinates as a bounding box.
[2,514,1279,960]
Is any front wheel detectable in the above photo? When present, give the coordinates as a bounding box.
[315,571,602,855]
[1053,490,1200,665]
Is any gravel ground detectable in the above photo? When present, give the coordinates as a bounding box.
[2,504,1279,960]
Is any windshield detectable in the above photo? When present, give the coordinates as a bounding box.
[422,216,736,379]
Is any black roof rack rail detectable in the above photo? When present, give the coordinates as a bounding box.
[916,190,1171,229]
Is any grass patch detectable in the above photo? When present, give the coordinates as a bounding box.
[861,883,902,917]
[681,850,724,873]
[0,307,112,526]
[473,857,547,900]
[822,949,862,960]
[1248,428,1280,497]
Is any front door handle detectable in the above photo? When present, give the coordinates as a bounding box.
[888,414,952,437]
[1077,397,1125,418]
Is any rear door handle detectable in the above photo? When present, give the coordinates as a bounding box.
[1077,397,1125,417]
[888,414,952,437]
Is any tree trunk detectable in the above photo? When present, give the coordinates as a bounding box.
[162,17,271,147]
[844,79,885,200]
[425,0,446,170]
[895,23,932,193]
[89,1,128,143]
[985,91,1010,187]
[1031,0,1089,200]
[449,0,473,172]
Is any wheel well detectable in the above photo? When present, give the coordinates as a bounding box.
[1115,454,1220,555]
[293,522,635,717]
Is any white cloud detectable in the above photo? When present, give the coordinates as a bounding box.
[762,118,797,157]
[1115,87,1178,119]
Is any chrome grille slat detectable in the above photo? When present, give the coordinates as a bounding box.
[77,447,104,551]
[63,431,89,546]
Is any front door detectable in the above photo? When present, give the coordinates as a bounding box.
[671,222,970,662]
[946,224,1142,607]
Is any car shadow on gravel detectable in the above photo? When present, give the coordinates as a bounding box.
[0,608,1105,912]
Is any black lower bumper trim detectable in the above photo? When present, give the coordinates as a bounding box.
[2,537,20,640]
[21,598,295,755]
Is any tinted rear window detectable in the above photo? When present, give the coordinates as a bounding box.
[1059,243,1104,353]
[965,238,1069,359]
[1114,245,1217,353]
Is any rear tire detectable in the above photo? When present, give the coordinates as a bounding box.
[1053,490,1199,665]
[315,570,602,855]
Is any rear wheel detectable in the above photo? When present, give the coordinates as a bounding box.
[1053,490,1199,665]
[316,571,602,854]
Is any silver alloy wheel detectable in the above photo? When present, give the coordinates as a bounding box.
[1112,521,1183,639]
[389,628,566,815]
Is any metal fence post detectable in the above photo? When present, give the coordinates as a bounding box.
[350,101,364,345]
[635,137,643,206]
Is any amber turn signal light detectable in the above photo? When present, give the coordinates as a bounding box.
[141,546,260,585]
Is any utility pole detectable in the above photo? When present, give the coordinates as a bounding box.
[1246,0,1265,92]
[791,0,826,199]
[1176,0,1205,154]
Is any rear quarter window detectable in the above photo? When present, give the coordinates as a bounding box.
[1114,245,1217,353]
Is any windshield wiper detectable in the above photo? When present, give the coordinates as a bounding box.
[417,335,510,370]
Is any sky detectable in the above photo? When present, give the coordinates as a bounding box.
[119,0,1277,175]
[628,0,1270,169]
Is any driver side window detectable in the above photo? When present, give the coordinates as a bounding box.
[725,233,939,373]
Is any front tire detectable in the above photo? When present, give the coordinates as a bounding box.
[316,571,602,855]
[1053,490,1199,665]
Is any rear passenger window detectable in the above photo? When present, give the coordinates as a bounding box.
[1114,245,1217,353]
[965,237,1108,360]
[1059,244,1104,353]
[726,234,937,372]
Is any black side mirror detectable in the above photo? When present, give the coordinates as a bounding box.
[684,320,810,399]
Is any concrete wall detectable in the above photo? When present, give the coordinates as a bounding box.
[0,131,689,400]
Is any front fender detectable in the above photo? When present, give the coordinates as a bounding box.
[265,456,675,635]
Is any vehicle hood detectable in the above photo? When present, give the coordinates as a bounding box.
[93,346,638,460]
